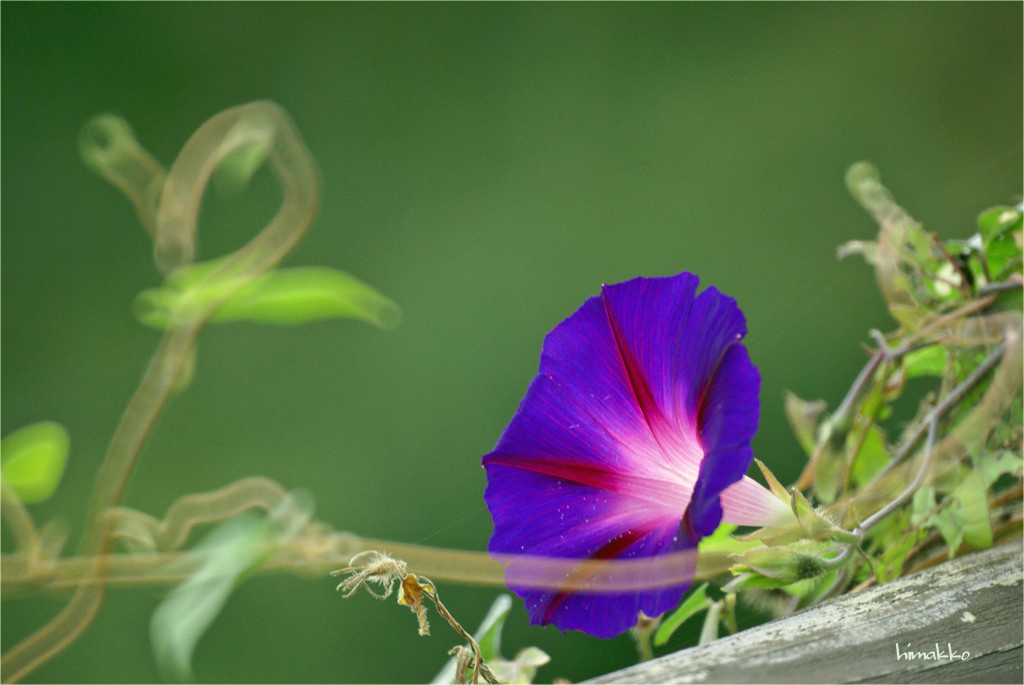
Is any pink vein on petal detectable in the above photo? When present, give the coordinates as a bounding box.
[600,288,675,448]
[484,455,693,511]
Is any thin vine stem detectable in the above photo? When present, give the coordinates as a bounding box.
[870,341,1007,484]
[2,532,736,596]
[1,315,206,685]
[0,479,42,560]
[856,417,939,537]
[1,102,320,684]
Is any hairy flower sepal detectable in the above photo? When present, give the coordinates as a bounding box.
[734,473,850,547]
[727,540,835,584]
[483,272,791,638]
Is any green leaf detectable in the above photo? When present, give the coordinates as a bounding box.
[903,346,949,378]
[653,583,710,646]
[489,647,551,685]
[951,469,992,550]
[976,206,1024,281]
[212,114,274,197]
[165,256,231,291]
[151,513,268,682]
[977,206,1022,243]
[698,600,722,645]
[875,530,919,583]
[813,419,849,503]
[931,463,968,494]
[475,595,513,663]
[849,427,890,488]
[910,485,937,526]
[860,371,898,421]
[510,646,549,669]
[986,236,1023,282]
[924,507,963,558]
[136,266,400,330]
[1,421,70,503]
[213,140,270,196]
[214,267,400,328]
[836,239,877,265]
[813,443,844,504]
[150,495,309,683]
[976,450,1023,489]
[784,392,826,458]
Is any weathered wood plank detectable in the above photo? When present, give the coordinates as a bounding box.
[587,542,1023,684]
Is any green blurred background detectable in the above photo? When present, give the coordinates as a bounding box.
[2,2,1021,683]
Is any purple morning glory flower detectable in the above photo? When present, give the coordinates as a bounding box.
[482,272,790,639]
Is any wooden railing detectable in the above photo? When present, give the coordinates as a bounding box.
[588,542,1022,684]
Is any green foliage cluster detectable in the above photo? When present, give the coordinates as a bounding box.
[651,163,1022,650]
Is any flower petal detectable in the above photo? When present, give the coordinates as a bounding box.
[684,341,762,538]
[483,272,766,638]
[721,475,793,527]
[485,463,698,638]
